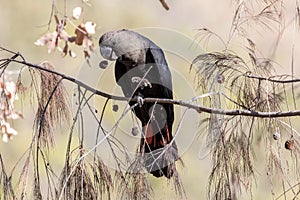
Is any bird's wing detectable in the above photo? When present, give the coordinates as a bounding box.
[146,47,173,98]
[114,60,134,97]
[114,60,127,84]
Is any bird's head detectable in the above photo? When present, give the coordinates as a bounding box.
[99,30,120,61]
[99,29,134,61]
[99,29,150,63]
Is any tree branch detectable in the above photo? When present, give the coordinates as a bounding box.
[245,73,300,83]
[5,58,300,118]
[159,0,169,10]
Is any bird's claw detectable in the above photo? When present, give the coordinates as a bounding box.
[132,77,152,89]
[137,96,144,107]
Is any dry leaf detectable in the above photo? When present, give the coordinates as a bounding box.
[72,7,82,20]
[83,50,90,60]
[34,32,58,53]
[35,13,96,59]
[68,36,76,43]
[83,36,94,51]
[34,32,56,46]
[74,24,86,45]
[62,42,68,56]
[1,121,18,143]
[69,50,77,58]
[0,74,24,143]
[84,22,96,34]
[59,30,69,41]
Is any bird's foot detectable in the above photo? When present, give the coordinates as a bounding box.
[132,76,152,89]
[137,95,144,107]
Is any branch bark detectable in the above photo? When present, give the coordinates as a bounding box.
[159,0,169,10]
[245,73,300,83]
[6,58,300,118]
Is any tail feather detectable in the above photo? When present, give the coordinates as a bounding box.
[141,123,178,178]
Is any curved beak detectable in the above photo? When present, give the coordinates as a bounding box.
[99,46,118,61]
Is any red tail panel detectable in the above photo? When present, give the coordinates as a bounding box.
[141,123,178,178]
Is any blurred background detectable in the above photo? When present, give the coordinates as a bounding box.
[1,0,300,199]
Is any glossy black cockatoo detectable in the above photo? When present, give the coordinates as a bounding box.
[99,29,178,178]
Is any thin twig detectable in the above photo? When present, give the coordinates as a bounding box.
[159,0,169,10]
[58,103,138,200]
[246,74,300,83]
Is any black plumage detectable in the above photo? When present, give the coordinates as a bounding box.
[99,29,178,178]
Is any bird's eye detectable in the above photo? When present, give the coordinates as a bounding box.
[100,46,118,61]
